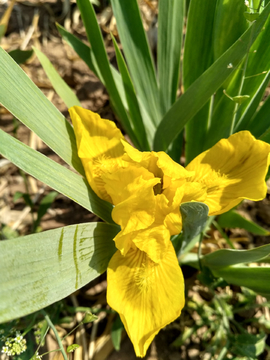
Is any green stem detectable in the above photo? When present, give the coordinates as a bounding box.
[198,232,204,271]
[212,220,235,249]
[216,342,229,360]
[42,311,68,360]
[34,324,50,357]
[62,322,82,341]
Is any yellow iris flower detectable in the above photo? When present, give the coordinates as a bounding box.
[69,106,270,357]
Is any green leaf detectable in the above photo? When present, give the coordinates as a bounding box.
[251,93,270,141]
[14,191,33,208]
[203,0,248,149]
[83,311,98,323]
[8,49,33,64]
[235,15,270,127]
[110,0,161,126]
[56,23,127,108]
[244,12,260,21]
[213,0,248,61]
[232,95,250,104]
[153,2,270,152]
[0,225,19,240]
[76,0,134,144]
[34,191,58,231]
[13,191,25,202]
[232,333,265,358]
[111,314,124,351]
[182,0,216,162]
[56,23,100,79]
[173,202,209,254]
[111,35,149,150]
[33,47,81,108]
[67,344,80,353]
[0,129,113,223]
[183,0,215,88]
[217,210,270,236]
[0,47,84,175]
[203,243,270,269]
[212,266,270,296]
[157,0,185,114]
[0,222,118,323]
[207,14,270,150]
[0,24,6,40]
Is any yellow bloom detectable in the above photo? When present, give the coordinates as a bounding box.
[69,106,270,357]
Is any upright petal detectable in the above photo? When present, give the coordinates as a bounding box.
[107,243,185,357]
[69,106,126,202]
[186,131,270,215]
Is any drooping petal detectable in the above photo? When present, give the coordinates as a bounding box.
[186,131,270,215]
[107,242,185,357]
[69,106,126,202]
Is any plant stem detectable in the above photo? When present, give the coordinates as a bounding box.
[42,311,68,360]
[213,220,235,249]
[217,342,229,360]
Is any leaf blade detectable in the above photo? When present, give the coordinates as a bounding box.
[76,0,134,143]
[153,2,270,151]
[212,266,270,296]
[203,244,270,269]
[0,129,113,223]
[0,47,84,175]
[157,0,185,114]
[217,210,270,236]
[34,47,81,108]
[0,223,118,322]
[110,0,161,126]
[111,35,149,150]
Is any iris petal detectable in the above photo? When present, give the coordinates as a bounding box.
[107,241,185,357]
[186,131,270,215]
[69,106,126,202]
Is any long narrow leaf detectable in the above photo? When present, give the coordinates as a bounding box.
[235,15,270,130]
[212,266,270,296]
[34,47,81,108]
[112,36,149,150]
[250,95,270,140]
[0,47,84,175]
[213,0,248,61]
[203,244,270,269]
[76,0,134,143]
[182,0,216,162]
[110,0,161,126]
[218,210,270,236]
[56,24,155,147]
[157,0,184,114]
[0,223,118,322]
[236,72,270,133]
[153,2,270,152]
[206,14,270,149]
[0,129,113,224]
[56,23,127,108]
